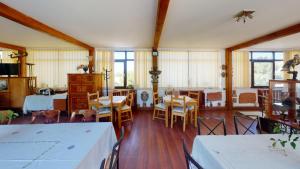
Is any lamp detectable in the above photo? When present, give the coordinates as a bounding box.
[234,10,255,23]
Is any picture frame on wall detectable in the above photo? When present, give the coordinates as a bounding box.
[0,79,8,92]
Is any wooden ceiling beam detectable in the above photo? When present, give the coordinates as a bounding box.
[0,41,25,51]
[0,2,93,50]
[153,0,170,50]
[228,23,300,51]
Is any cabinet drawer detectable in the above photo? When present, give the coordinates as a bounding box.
[69,84,82,93]
[81,85,96,93]
[82,75,95,84]
[71,97,88,110]
[68,75,82,83]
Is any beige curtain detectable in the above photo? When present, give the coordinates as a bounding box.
[232,51,250,88]
[283,50,300,79]
[158,50,189,88]
[95,50,114,89]
[0,49,18,63]
[134,50,152,89]
[27,48,89,88]
[188,51,221,88]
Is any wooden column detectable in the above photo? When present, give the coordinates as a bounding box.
[152,49,158,92]
[88,48,95,74]
[225,48,233,110]
[18,50,27,77]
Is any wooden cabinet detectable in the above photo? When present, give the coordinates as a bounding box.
[68,73,102,113]
[0,77,36,109]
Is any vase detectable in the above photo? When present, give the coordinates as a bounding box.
[83,67,88,73]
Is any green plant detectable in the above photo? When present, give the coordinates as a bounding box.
[0,110,19,124]
[270,123,299,149]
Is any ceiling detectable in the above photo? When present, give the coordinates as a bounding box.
[1,0,300,49]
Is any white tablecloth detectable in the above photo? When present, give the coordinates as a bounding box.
[0,123,117,169]
[99,96,127,106]
[23,93,67,114]
[191,134,300,169]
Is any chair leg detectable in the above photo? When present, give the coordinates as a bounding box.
[96,116,99,122]
[152,109,156,120]
[118,111,122,128]
[130,110,133,121]
[183,115,186,132]
[171,114,174,128]
[165,110,168,127]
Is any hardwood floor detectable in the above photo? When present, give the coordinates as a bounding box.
[11,110,258,169]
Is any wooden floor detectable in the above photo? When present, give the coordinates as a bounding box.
[11,110,255,169]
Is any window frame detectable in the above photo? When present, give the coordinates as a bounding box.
[114,51,134,89]
[250,51,283,88]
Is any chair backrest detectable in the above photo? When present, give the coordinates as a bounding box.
[87,91,100,109]
[113,90,122,96]
[109,127,125,169]
[234,113,261,135]
[171,96,186,110]
[126,92,134,107]
[182,140,203,169]
[153,92,159,105]
[100,158,105,169]
[188,91,200,103]
[197,117,227,136]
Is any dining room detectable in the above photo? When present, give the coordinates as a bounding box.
[1,0,300,169]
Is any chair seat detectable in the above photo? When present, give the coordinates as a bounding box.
[155,103,166,110]
[116,105,131,111]
[93,107,112,115]
[172,107,188,113]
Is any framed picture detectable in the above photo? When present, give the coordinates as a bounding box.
[0,79,8,92]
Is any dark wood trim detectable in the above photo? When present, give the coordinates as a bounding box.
[19,50,26,77]
[229,23,300,50]
[0,41,25,51]
[0,2,93,50]
[88,48,95,74]
[153,0,170,49]
[225,48,233,110]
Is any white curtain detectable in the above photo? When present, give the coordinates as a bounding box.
[95,49,114,89]
[188,51,221,88]
[232,51,250,88]
[135,50,152,89]
[158,50,189,88]
[27,48,89,88]
[0,49,18,63]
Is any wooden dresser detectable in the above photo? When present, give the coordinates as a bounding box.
[68,73,102,113]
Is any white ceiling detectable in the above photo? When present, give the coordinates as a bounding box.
[0,0,157,49]
[0,0,300,49]
[160,0,300,49]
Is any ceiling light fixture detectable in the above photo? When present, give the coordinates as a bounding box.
[234,10,255,23]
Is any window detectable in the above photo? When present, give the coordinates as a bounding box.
[250,51,283,87]
[114,51,134,88]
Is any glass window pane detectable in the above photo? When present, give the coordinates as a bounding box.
[114,52,125,60]
[254,62,273,86]
[114,62,124,87]
[275,52,284,60]
[252,52,273,60]
[275,61,284,80]
[127,61,134,86]
[127,52,134,60]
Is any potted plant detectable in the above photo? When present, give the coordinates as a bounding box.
[0,110,19,125]
[270,123,299,150]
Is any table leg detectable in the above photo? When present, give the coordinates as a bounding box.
[194,104,198,127]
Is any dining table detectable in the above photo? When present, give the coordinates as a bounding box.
[163,95,198,127]
[191,134,300,169]
[98,96,127,107]
[0,123,117,169]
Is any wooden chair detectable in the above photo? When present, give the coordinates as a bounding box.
[106,127,125,169]
[93,93,114,122]
[152,92,168,127]
[31,110,61,123]
[70,109,96,122]
[197,117,227,136]
[113,90,122,96]
[188,91,200,124]
[171,96,188,132]
[182,140,203,169]
[234,113,262,135]
[116,92,134,128]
